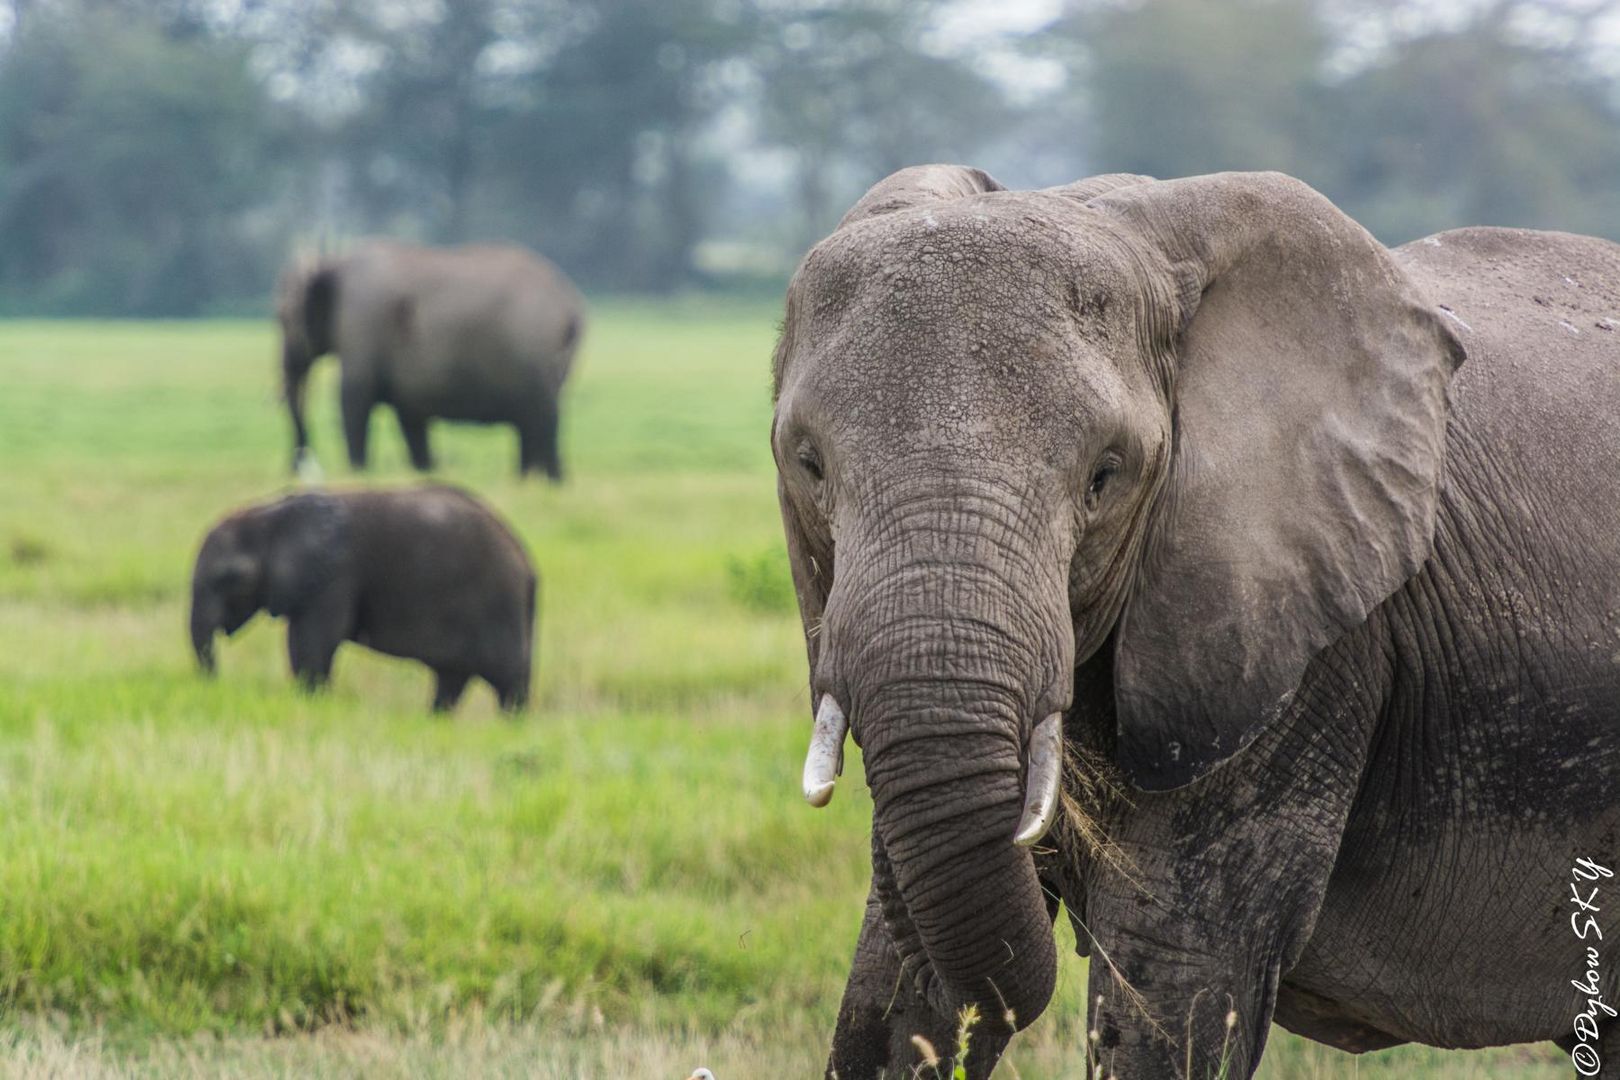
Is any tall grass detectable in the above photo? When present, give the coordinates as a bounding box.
[0,312,1564,1076]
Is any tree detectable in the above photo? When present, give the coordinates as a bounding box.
[0,4,278,314]
[754,0,1016,250]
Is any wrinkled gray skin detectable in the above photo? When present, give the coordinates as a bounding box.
[277,240,584,480]
[191,485,536,712]
[773,167,1620,1078]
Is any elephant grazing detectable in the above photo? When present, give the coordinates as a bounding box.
[774,166,1620,1078]
[276,240,585,480]
[190,485,536,713]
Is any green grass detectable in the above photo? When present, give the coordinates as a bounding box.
[0,310,1566,1076]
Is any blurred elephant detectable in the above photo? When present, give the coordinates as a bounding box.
[190,485,536,712]
[276,240,585,480]
[776,166,1620,1077]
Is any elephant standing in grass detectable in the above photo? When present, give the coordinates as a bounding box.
[190,485,536,713]
[774,166,1620,1078]
[277,240,585,480]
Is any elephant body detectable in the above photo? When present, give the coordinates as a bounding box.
[771,168,1620,1078]
[278,240,584,480]
[190,485,536,712]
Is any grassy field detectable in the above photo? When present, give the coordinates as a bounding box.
[0,310,1567,1077]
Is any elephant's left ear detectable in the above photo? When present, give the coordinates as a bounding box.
[264,493,350,617]
[1091,172,1465,791]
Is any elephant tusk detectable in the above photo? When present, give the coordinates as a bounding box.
[1013,712,1064,847]
[802,694,847,807]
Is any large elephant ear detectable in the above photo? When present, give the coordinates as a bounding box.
[263,493,349,617]
[1090,172,1464,790]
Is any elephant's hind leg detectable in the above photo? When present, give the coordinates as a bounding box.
[1555,1016,1620,1078]
[490,665,529,714]
[395,407,434,472]
[518,395,562,482]
[432,669,470,713]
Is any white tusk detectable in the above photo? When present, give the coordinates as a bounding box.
[802,694,847,807]
[1013,712,1064,847]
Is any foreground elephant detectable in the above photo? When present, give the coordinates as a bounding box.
[774,167,1620,1078]
[191,486,536,712]
[277,240,584,480]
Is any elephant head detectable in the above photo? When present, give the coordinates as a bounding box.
[774,167,1462,1040]
[274,258,339,472]
[190,494,345,672]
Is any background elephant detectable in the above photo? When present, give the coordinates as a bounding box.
[774,166,1620,1078]
[276,240,585,480]
[190,485,536,712]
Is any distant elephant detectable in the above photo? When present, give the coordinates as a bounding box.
[774,166,1620,1078]
[190,485,536,712]
[276,240,585,480]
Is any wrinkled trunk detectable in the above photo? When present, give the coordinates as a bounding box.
[826,483,1072,1039]
[860,668,1058,1034]
[190,597,217,674]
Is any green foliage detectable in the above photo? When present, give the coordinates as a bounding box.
[723,544,795,614]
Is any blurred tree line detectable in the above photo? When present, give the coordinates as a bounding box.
[0,0,1615,315]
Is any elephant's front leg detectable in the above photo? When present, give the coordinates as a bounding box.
[286,595,351,692]
[827,887,1009,1080]
[1082,723,1362,1078]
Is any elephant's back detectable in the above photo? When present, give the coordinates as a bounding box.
[347,241,581,408]
[1395,227,1620,517]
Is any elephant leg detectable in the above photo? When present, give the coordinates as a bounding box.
[490,663,529,714]
[286,611,344,692]
[827,886,1010,1080]
[395,407,434,472]
[518,393,562,481]
[431,669,469,713]
[1083,769,1358,1074]
[340,378,375,471]
[1557,1017,1620,1079]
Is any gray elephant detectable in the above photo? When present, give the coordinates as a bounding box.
[190,485,536,712]
[276,240,585,480]
[774,166,1620,1078]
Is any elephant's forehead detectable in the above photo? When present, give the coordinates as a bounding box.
[784,198,1135,442]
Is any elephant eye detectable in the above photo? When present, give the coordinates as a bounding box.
[1085,458,1120,510]
[797,442,824,482]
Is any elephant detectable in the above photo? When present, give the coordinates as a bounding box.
[276,239,585,481]
[190,485,536,712]
[772,166,1620,1078]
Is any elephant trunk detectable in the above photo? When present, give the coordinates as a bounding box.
[823,485,1071,1036]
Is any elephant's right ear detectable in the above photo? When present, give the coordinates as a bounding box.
[264,493,349,617]
[837,164,1005,228]
[1092,172,1464,791]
